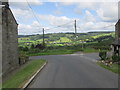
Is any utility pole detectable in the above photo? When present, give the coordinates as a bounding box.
[74,19,77,36]
[43,28,45,45]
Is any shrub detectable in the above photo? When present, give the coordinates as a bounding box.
[18,46,29,51]
[112,55,120,63]
[23,47,29,51]
[18,46,25,51]
[28,48,41,53]
[30,43,35,49]
[35,44,46,50]
[99,51,107,60]
[19,52,29,65]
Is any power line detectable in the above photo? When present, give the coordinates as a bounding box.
[31,20,74,34]
[45,20,74,31]
[25,0,75,33]
[26,0,43,29]
[102,25,114,29]
[77,24,114,29]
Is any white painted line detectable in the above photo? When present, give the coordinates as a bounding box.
[70,54,84,56]
[22,61,48,89]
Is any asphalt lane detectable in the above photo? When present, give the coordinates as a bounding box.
[28,53,118,88]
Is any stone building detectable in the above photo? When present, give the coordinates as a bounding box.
[0,1,19,80]
[112,19,120,56]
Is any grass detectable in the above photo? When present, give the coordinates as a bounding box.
[28,49,77,56]
[27,47,100,56]
[60,37,71,42]
[3,59,46,88]
[83,48,99,53]
[97,62,120,74]
[0,83,2,90]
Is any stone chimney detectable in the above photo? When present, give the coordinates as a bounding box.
[2,1,9,8]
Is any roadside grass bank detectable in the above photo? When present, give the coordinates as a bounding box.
[28,49,78,56]
[82,48,99,53]
[2,59,46,88]
[27,47,102,56]
[0,84,2,90]
[97,61,120,74]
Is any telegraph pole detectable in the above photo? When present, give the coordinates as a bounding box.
[74,19,77,36]
[43,28,45,45]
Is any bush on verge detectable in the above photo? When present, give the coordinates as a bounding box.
[99,51,107,60]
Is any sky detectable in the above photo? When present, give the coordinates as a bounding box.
[9,0,119,35]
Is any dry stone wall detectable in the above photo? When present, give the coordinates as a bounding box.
[1,2,19,81]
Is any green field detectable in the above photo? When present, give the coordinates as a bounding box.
[18,32,115,56]
[18,32,115,47]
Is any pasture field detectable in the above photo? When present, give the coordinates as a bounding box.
[18,32,115,56]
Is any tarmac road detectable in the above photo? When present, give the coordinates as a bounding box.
[28,53,118,88]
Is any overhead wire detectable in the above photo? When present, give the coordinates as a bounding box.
[77,24,114,30]
[25,0,43,30]
[45,20,74,31]
[25,0,75,33]
[24,1,115,34]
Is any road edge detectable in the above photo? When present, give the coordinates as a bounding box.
[22,60,48,89]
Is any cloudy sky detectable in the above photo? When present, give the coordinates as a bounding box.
[9,0,119,35]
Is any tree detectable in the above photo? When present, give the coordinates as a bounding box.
[31,43,35,49]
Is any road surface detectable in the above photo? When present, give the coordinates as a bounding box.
[28,53,118,88]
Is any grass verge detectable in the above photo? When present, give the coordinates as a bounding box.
[3,59,46,88]
[83,48,99,53]
[97,61,120,74]
[27,48,100,56]
[28,49,77,56]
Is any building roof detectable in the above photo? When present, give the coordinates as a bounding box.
[115,19,120,26]
[2,2,18,25]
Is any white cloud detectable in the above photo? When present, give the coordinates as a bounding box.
[11,8,32,18]
[9,0,43,5]
[18,21,43,35]
[83,10,96,22]
[10,7,34,24]
[96,2,118,22]
[77,21,115,32]
[51,0,119,3]
[18,15,78,35]
[38,14,75,26]
[9,0,43,10]
[9,1,118,35]
[8,0,120,2]
[74,2,100,15]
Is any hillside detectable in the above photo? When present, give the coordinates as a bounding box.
[18,32,115,47]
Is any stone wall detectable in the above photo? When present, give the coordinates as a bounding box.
[0,1,2,87]
[115,20,120,40]
[1,2,19,81]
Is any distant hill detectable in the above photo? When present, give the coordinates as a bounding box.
[88,31,114,33]
[18,32,115,47]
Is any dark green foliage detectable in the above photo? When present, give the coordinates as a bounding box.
[28,48,41,53]
[35,44,46,50]
[93,35,113,42]
[18,46,29,51]
[112,55,120,63]
[18,32,115,57]
[48,37,60,41]
[19,52,29,65]
[30,43,35,49]
[30,35,43,40]
[18,46,24,51]
[24,47,29,51]
[99,51,107,60]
